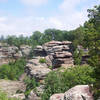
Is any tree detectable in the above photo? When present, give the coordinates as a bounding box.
[84,5,100,77]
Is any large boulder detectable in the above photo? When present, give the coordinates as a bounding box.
[25,57,51,81]
[49,85,94,100]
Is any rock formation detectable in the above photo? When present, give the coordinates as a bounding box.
[0,79,26,99]
[34,41,74,68]
[50,85,94,100]
[20,45,32,57]
[0,43,32,66]
[0,43,22,66]
[25,57,51,81]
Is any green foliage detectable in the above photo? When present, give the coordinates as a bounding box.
[73,49,83,65]
[0,91,20,100]
[39,58,46,63]
[42,65,96,100]
[0,58,26,80]
[24,76,40,97]
[48,66,53,70]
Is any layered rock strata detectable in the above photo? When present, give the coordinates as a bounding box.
[34,41,74,68]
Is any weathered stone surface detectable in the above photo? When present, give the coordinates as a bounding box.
[64,85,93,100]
[20,45,32,56]
[0,80,26,100]
[50,93,64,100]
[25,57,51,80]
[10,93,25,100]
[33,41,74,68]
[0,44,22,66]
[49,85,94,100]
[43,41,74,68]
[34,45,46,56]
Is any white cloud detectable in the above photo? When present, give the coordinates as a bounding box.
[0,0,99,37]
[0,16,61,37]
[20,0,48,6]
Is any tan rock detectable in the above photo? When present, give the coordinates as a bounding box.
[50,93,64,100]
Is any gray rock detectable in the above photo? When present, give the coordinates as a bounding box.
[64,85,94,100]
[25,57,51,80]
[50,93,64,100]
[20,45,32,57]
[34,41,74,68]
[49,85,94,100]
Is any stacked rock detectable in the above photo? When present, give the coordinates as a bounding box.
[34,41,74,68]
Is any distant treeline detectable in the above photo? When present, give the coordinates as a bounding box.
[0,27,84,49]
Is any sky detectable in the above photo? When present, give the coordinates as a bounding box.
[0,0,99,37]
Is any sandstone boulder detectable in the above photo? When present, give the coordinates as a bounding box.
[64,85,93,100]
[25,57,51,80]
[50,93,64,100]
[49,85,94,100]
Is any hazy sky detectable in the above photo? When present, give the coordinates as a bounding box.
[0,0,99,36]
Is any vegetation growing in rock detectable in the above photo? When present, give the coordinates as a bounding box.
[42,65,96,100]
[39,58,46,63]
[24,76,40,97]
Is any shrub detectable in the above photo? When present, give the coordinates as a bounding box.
[42,65,96,100]
[0,58,26,80]
[39,58,46,63]
[73,49,83,65]
[24,76,40,97]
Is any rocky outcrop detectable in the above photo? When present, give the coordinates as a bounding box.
[0,43,32,66]
[34,45,46,56]
[0,43,22,66]
[0,80,26,100]
[34,41,74,68]
[20,45,32,57]
[50,85,94,100]
[25,57,51,81]
[50,93,64,100]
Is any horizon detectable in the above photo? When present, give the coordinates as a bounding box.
[0,0,99,37]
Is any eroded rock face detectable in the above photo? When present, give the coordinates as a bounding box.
[20,45,32,57]
[50,93,64,100]
[0,43,22,66]
[34,41,74,68]
[25,57,51,81]
[49,85,94,100]
[0,80,26,100]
